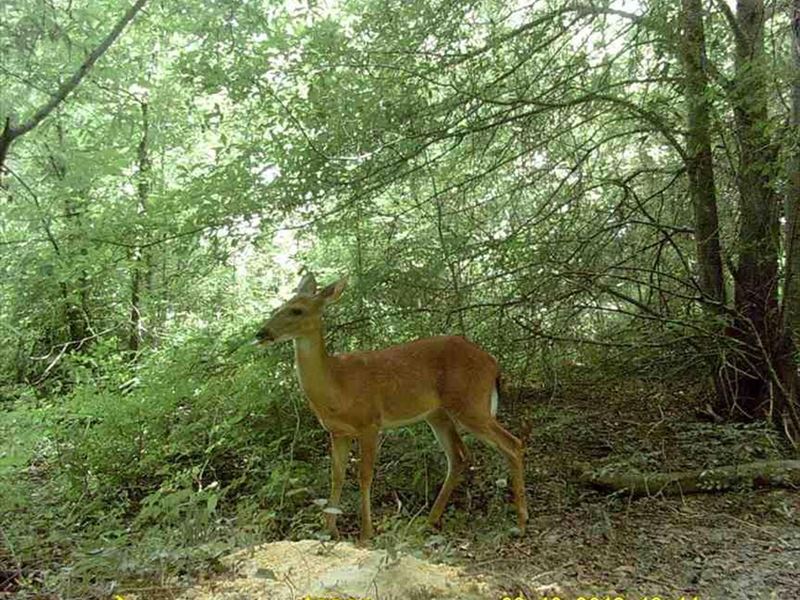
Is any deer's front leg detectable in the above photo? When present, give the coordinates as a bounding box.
[357,428,379,542]
[326,433,351,537]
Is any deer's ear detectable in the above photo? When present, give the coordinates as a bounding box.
[319,277,347,304]
[295,272,317,295]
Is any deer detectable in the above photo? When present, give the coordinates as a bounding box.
[255,272,528,542]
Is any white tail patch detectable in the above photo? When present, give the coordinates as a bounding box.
[490,384,498,417]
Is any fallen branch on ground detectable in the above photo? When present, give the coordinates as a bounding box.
[579,460,800,496]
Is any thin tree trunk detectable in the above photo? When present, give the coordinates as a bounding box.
[129,101,151,355]
[49,123,90,345]
[435,197,466,335]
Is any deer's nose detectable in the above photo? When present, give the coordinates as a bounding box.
[255,328,275,344]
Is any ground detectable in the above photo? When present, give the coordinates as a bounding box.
[463,380,800,598]
[172,379,800,600]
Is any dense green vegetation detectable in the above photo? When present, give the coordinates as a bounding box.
[2,0,800,597]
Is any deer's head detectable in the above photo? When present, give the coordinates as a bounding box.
[255,272,347,345]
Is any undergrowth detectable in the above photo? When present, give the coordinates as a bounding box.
[1,326,331,598]
[2,325,499,599]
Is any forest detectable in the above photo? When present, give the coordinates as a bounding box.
[2,0,800,597]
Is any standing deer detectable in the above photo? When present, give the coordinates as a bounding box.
[255,272,528,541]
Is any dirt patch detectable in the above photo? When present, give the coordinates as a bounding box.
[178,540,495,600]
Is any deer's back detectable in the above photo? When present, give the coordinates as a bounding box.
[330,335,498,426]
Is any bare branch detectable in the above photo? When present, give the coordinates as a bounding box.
[0,0,148,172]
[713,0,748,47]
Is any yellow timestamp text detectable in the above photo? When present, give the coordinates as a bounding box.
[502,596,701,600]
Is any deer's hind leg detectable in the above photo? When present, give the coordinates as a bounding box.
[455,413,528,531]
[426,408,470,526]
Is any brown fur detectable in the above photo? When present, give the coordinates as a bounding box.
[257,275,528,541]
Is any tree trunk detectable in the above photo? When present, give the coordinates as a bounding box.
[680,0,737,411]
[785,1,800,338]
[776,1,800,441]
[129,101,151,355]
[726,0,798,439]
[680,0,726,306]
[50,123,90,346]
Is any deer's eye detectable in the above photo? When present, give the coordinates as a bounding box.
[290,307,304,316]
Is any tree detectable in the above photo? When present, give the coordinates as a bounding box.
[784,1,800,339]
[680,0,725,306]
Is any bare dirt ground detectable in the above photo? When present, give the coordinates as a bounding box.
[172,379,799,599]
[460,380,800,599]
[178,539,493,600]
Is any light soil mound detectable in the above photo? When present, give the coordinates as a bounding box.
[179,539,493,600]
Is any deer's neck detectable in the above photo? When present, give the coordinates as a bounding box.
[293,327,334,404]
